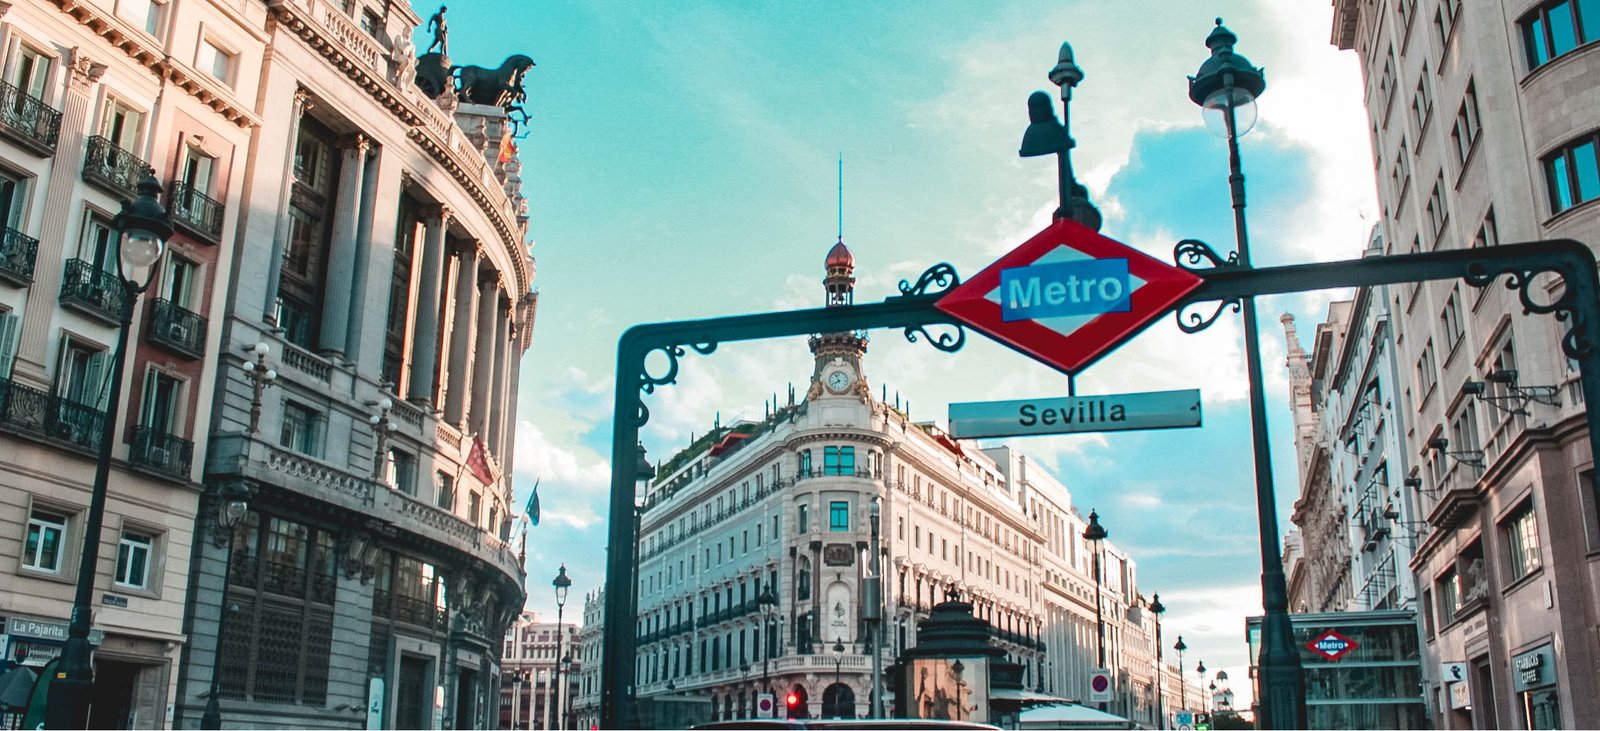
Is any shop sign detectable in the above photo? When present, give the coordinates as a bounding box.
[1512,644,1555,692]
[1448,681,1471,709]
[5,617,104,645]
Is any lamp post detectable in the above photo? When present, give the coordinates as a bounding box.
[560,653,573,730]
[200,482,252,729]
[46,173,171,730]
[241,342,276,435]
[551,565,572,731]
[1150,594,1166,729]
[867,497,884,718]
[1019,41,1100,230]
[757,583,777,702]
[1081,509,1108,711]
[1195,660,1206,709]
[1174,636,1188,714]
[831,639,845,718]
[1186,19,1305,729]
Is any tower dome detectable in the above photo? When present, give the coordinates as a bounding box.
[826,239,854,270]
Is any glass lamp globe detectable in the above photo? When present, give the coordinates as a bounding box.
[120,230,166,282]
[1201,87,1258,138]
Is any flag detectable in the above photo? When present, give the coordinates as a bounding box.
[523,479,540,527]
[466,436,496,486]
[497,126,516,165]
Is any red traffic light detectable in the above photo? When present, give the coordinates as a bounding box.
[786,693,800,707]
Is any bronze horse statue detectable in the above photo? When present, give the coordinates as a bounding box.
[453,54,535,108]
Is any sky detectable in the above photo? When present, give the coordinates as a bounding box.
[434,0,1378,709]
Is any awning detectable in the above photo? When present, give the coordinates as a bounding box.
[1015,702,1135,729]
[989,689,1067,702]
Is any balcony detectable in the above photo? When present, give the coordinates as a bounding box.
[168,180,225,243]
[60,259,127,324]
[146,298,207,359]
[0,376,105,454]
[129,425,194,478]
[0,226,38,285]
[82,136,154,199]
[0,80,62,154]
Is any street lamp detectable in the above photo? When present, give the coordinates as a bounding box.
[1020,41,1100,230]
[560,652,573,730]
[551,565,572,731]
[1174,636,1188,714]
[1187,18,1306,729]
[758,583,778,701]
[240,342,277,435]
[831,638,846,718]
[1150,593,1166,729]
[46,173,171,729]
[1081,509,1108,710]
[200,482,252,729]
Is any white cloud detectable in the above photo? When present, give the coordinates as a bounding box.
[513,419,611,496]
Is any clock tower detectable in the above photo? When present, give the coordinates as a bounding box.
[808,238,869,401]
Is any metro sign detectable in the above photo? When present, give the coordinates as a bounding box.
[937,219,1203,375]
[1307,630,1359,661]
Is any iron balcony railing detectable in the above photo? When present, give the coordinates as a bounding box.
[0,376,105,453]
[0,79,62,154]
[147,298,207,359]
[0,226,39,285]
[82,135,154,199]
[60,259,126,323]
[168,180,224,243]
[129,424,194,477]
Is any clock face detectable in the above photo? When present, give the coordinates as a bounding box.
[826,370,851,393]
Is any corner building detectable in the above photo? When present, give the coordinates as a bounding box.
[1332,0,1600,727]
[160,1,535,728]
[628,241,1180,726]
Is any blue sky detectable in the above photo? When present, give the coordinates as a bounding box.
[437,0,1378,705]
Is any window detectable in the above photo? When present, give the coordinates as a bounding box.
[0,168,27,231]
[1448,400,1483,478]
[1411,66,1433,135]
[117,0,166,36]
[1451,81,1480,166]
[24,509,68,573]
[1426,175,1449,243]
[1503,501,1542,580]
[1520,0,1600,70]
[280,401,322,457]
[0,309,19,380]
[1542,131,1600,214]
[1378,51,1396,111]
[798,450,812,476]
[6,43,54,102]
[1434,0,1460,45]
[98,97,144,152]
[383,201,421,388]
[79,212,118,274]
[822,445,856,475]
[140,369,183,436]
[278,117,338,348]
[1441,289,1463,351]
[115,529,153,589]
[220,511,337,704]
[56,339,107,410]
[1416,339,1438,402]
[162,255,198,309]
[797,504,808,533]
[1391,141,1412,210]
[829,501,849,531]
[198,38,236,85]
[1472,208,1500,248]
[434,471,454,510]
[389,449,417,496]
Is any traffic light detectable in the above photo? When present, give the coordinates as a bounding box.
[786,692,801,718]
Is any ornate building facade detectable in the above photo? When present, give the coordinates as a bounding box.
[1332,0,1600,726]
[614,241,1181,726]
[498,612,579,730]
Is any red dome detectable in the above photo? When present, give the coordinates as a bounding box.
[826,240,854,269]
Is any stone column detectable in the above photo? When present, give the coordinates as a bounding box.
[13,49,105,384]
[263,90,313,328]
[407,206,450,404]
[488,296,511,454]
[343,145,383,364]
[444,244,480,424]
[469,275,500,436]
[318,134,370,357]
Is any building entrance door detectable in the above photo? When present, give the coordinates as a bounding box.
[397,655,431,729]
[86,658,162,729]
[454,668,477,729]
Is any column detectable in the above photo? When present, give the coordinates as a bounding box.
[13,49,105,383]
[263,88,311,327]
[407,206,450,404]
[443,244,480,424]
[487,296,510,451]
[469,275,499,436]
[343,146,383,363]
[318,134,370,356]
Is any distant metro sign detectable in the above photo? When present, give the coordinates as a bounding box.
[948,389,1202,439]
[938,219,1203,374]
[1307,630,1359,661]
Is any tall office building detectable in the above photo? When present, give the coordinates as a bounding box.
[1331,0,1600,726]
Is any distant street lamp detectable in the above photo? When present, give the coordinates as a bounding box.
[1082,510,1108,711]
[47,173,172,730]
[1174,636,1188,713]
[200,481,252,729]
[1186,18,1305,728]
[832,639,846,718]
[758,583,778,699]
[867,497,885,718]
[1150,594,1166,729]
[551,565,572,731]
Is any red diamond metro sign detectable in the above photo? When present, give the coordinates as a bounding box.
[937,219,1203,375]
[1307,630,1359,662]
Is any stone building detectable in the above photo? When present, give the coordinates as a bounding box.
[567,589,605,731]
[1331,0,1600,726]
[611,240,1180,726]
[0,0,259,725]
[498,612,579,730]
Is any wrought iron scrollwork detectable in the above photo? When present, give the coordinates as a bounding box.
[1175,299,1242,334]
[1465,260,1590,358]
[1174,239,1239,272]
[904,323,966,353]
[632,340,719,427]
[898,263,962,297]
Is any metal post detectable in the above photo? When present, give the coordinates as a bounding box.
[201,506,240,729]
[551,606,564,731]
[869,500,884,719]
[1151,595,1165,730]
